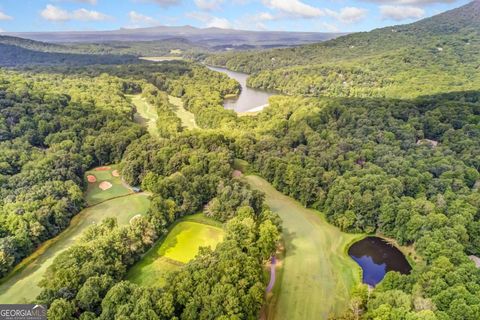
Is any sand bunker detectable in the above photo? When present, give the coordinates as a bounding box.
[129,214,142,224]
[95,166,112,171]
[87,175,97,183]
[232,170,243,178]
[99,181,113,191]
[112,170,120,177]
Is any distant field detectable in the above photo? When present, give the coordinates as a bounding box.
[127,215,224,287]
[245,175,363,320]
[139,56,184,62]
[0,167,150,304]
[85,166,132,206]
[169,95,197,130]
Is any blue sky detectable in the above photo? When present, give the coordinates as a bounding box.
[0,0,471,33]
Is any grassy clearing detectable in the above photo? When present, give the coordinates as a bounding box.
[85,166,132,206]
[245,175,363,320]
[127,216,224,287]
[0,190,150,304]
[130,95,159,138]
[168,95,197,130]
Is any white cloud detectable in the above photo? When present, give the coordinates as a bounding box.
[72,8,110,21]
[194,0,224,11]
[186,12,232,29]
[134,0,181,7]
[0,11,13,21]
[128,11,159,26]
[0,28,4,33]
[41,5,70,22]
[262,0,325,18]
[41,4,111,22]
[380,5,425,20]
[327,7,368,24]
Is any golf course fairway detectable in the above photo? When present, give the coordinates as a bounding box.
[245,175,363,320]
[0,170,150,304]
[131,95,159,138]
[127,214,224,287]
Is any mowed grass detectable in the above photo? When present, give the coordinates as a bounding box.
[169,95,198,130]
[0,192,150,304]
[127,215,224,287]
[85,166,132,206]
[130,95,160,138]
[245,175,363,320]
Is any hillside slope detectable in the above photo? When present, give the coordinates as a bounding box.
[206,0,480,98]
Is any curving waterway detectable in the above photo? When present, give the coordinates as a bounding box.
[207,66,275,113]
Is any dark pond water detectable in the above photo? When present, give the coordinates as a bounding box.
[207,66,275,113]
[348,237,412,286]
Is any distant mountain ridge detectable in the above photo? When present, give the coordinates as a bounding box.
[206,0,480,99]
[4,25,345,48]
[207,0,480,73]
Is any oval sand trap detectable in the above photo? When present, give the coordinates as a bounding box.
[99,181,113,191]
[95,166,111,171]
[112,170,120,177]
[87,175,97,183]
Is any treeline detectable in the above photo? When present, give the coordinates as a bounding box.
[231,92,480,319]
[28,61,241,129]
[39,132,281,319]
[206,1,480,99]
[0,70,144,278]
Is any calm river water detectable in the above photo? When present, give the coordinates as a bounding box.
[207,66,274,113]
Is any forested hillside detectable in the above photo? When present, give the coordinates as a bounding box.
[0,70,144,277]
[206,1,480,98]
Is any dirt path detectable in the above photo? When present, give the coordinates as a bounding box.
[266,257,277,293]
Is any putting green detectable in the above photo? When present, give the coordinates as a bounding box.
[0,170,150,304]
[127,216,224,287]
[85,166,132,206]
[245,175,363,320]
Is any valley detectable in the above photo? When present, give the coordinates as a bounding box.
[0,1,479,319]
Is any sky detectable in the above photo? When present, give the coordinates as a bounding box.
[0,0,471,33]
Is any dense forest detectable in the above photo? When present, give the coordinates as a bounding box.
[206,1,480,99]
[230,93,480,318]
[1,1,480,319]
[0,70,144,278]
[39,132,280,319]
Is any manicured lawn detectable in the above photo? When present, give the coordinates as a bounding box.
[245,175,364,320]
[169,95,198,130]
[130,95,160,138]
[0,193,151,304]
[85,166,132,206]
[127,217,224,287]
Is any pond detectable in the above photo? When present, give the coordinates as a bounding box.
[348,236,412,286]
[207,66,275,113]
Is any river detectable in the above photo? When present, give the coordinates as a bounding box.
[207,66,275,113]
